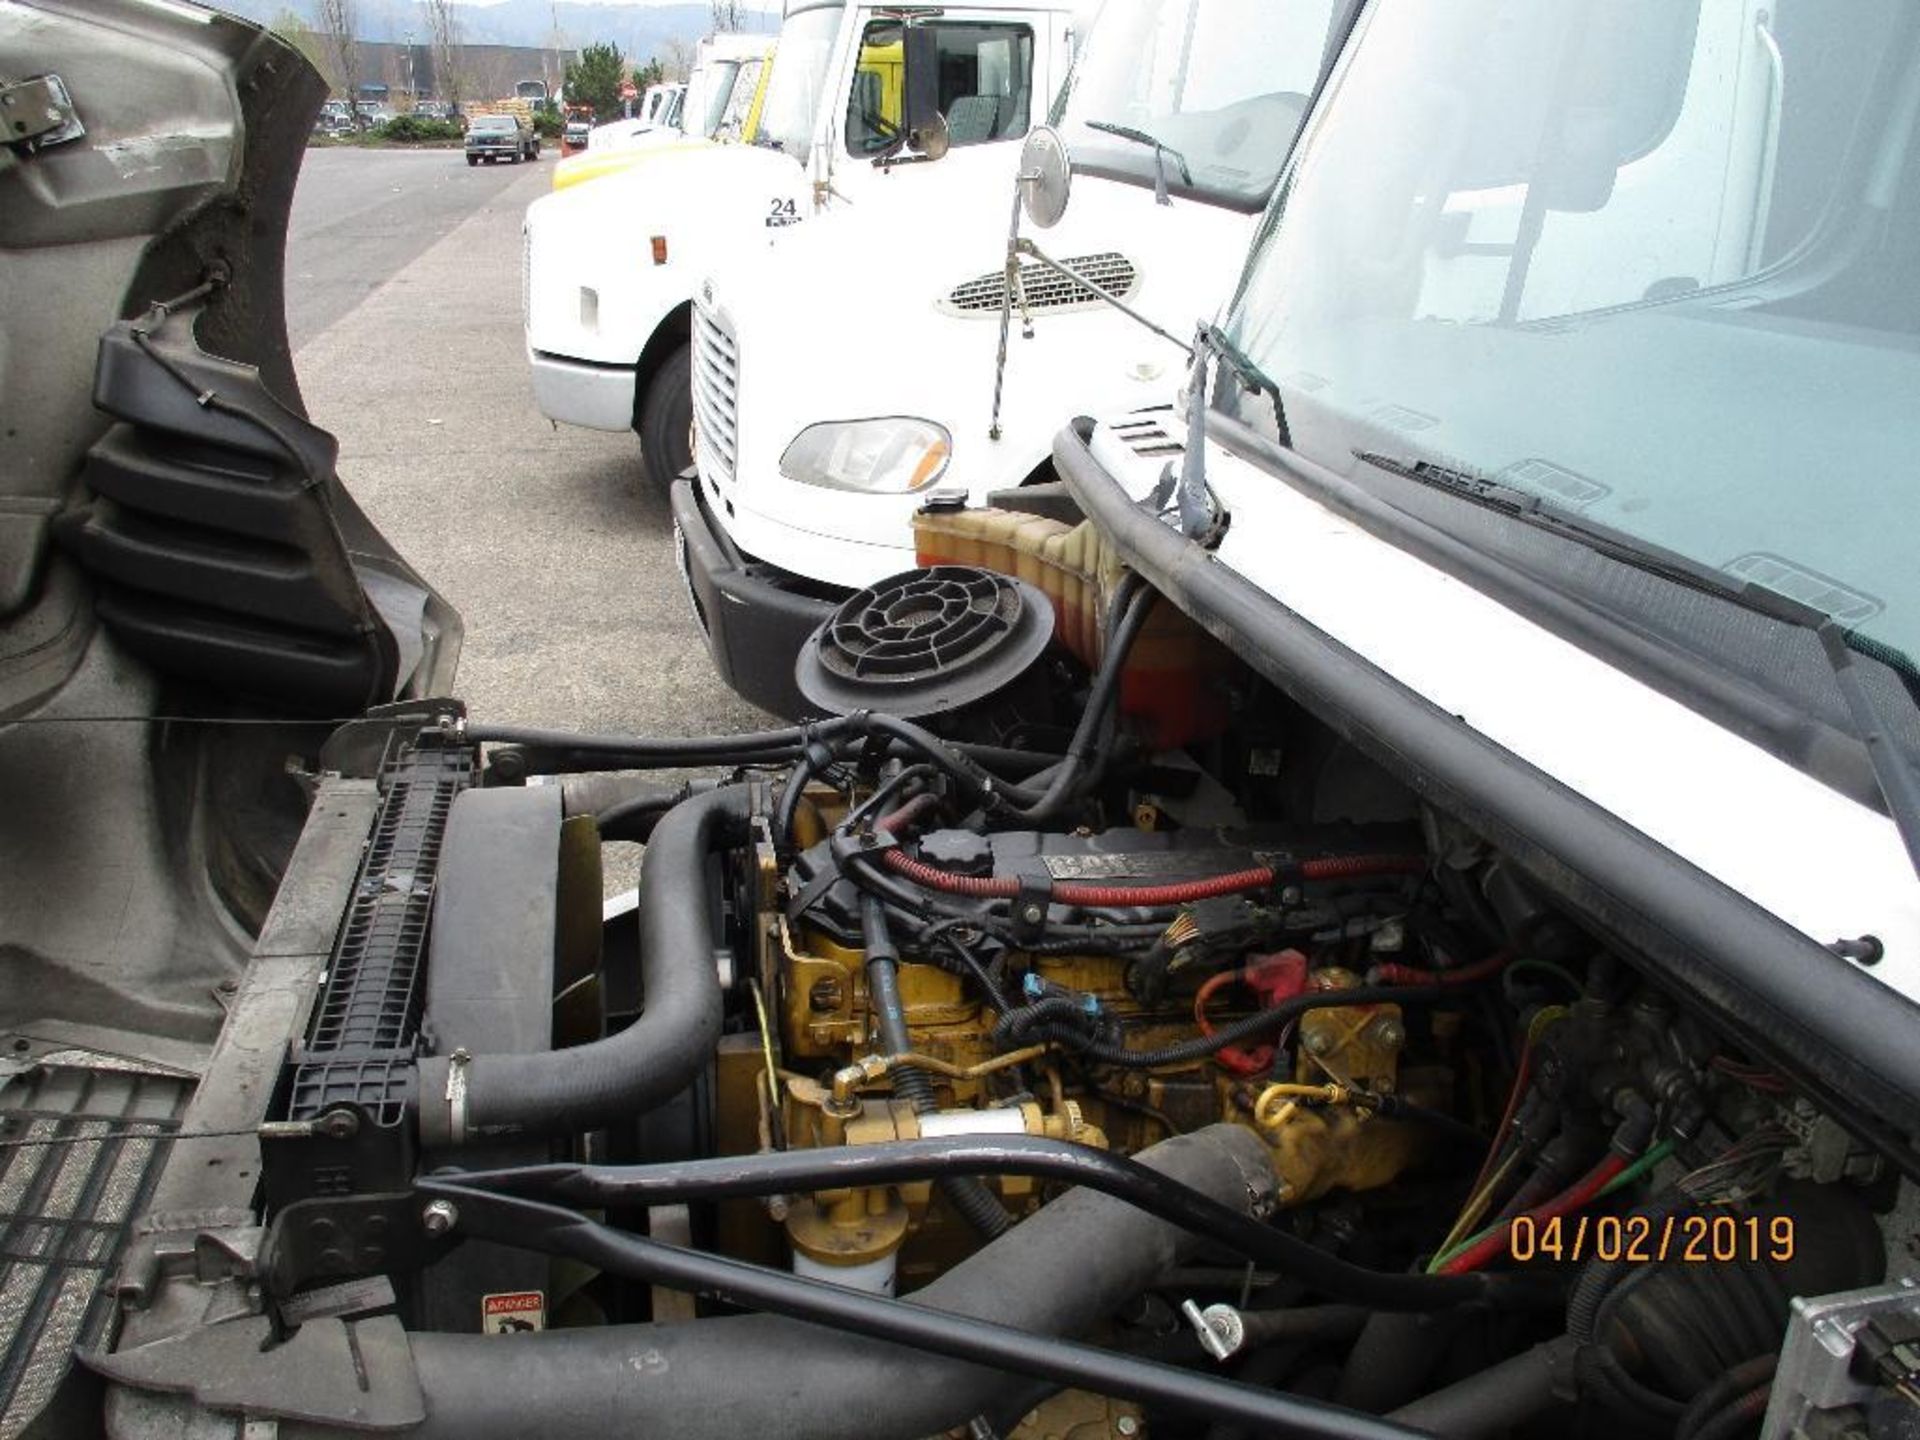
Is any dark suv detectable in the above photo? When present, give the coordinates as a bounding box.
[465,112,538,165]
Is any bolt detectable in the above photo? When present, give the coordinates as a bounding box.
[1303,1029,1333,1056]
[317,1108,360,1140]
[421,1199,459,1237]
[1021,903,1045,926]
[808,977,844,1014]
[1116,1417,1140,1437]
[1370,1016,1406,1050]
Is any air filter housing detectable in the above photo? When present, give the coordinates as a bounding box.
[796,566,1054,720]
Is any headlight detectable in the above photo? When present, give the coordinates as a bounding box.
[778,418,952,494]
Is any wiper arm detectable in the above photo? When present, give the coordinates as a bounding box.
[1084,120,1193,206]
[1358,449,1920,885]
[1750,592,1920,887]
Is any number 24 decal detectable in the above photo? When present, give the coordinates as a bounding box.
[766,196,801,227]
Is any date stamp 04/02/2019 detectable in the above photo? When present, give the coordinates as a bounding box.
[1509,1213,1795,1265]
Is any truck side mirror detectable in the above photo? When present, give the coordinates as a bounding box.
[903,22,949,160]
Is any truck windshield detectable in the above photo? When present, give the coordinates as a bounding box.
[1056,0,1344,211]
[757,3,844,164]
[689,61,743,138]
[1224,0,1920,669]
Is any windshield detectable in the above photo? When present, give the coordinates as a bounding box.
[720,57,767,140]
[692,59,744,137]
[1055,0,1344,211]
[1225,0,1920,666]
[473,116,515,132]
[757,3,844,164]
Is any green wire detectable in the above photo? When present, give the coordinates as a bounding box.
[1425,1139,1677,1273]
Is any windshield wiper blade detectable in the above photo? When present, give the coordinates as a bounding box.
[1357,449,1920,885]
[1084,120,1193,205]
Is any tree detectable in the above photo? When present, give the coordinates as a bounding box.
[316,0,362,115]
[562,40,625,118]
[423,0,464,112]
[710,1,743,30]
[268,7,336,86]
[633,58,666,92]
[659,37,695,83]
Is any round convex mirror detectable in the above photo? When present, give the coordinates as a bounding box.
[912,110,952,162]
[1018,125,1071,228]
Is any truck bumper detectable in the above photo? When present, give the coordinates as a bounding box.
[528,349,636,432]
[670,478,841,719]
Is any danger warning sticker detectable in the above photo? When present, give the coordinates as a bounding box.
[482,1290,546,1334]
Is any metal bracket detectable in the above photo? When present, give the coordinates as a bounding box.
[1,74,84,153]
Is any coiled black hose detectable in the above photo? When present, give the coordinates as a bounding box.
[1676,1356,1777,1440]
[863,897,1012,1239]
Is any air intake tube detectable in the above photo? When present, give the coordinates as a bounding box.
[313,1126,1281,1440]
[416,784,750,1143]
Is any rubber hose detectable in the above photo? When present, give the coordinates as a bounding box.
[1567,1188,1696,1343]
[337,1128,1302,1440]
[1690,1383,1774,1440]
[1677,1356,1778,1440]
[416,785,751,1143]
[453,1134,1535,1310]
[1387,1337,1575,1437]
[863,896,1012,1239]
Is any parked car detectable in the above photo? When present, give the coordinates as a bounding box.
[7,3,1920,1440]
[466,111,539,165]
[561,112,593,155]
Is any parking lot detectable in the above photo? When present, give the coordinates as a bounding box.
[287,148,767,767]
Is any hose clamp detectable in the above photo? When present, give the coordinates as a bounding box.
[444,1046,470,1146]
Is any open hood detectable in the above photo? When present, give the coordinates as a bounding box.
[0,0,458,720]
[0,12,459,1428]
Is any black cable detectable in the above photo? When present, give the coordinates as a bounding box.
[419,1180,1464,1440]
[998,574,1152,824]
[1677,1356,1778,1440]
[1041,981,1492,1069]
[1368,1096,1490,1153]
[863,898,1014,1239]
[1688,1383,1773,1440]
[438,1134,1542,1310]
[774,753,816,848]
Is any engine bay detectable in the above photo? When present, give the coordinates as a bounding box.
[92,536,1920,1440]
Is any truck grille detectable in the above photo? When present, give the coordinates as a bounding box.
[943,252,1139,316]
[691,304,740,483]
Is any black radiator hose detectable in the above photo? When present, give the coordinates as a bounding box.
[416,785,751,1143]
[306,1127,1297,1440]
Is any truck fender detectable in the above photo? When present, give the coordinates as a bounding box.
[633,302,693,429]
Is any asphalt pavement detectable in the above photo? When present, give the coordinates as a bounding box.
[286,147,532,350]
[286,145,770,888]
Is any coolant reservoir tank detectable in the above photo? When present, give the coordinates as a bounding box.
[912,506,1235,749]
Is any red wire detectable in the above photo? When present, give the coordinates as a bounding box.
[1438,1152,1628,1275]
[879,850,1425,908]
[1459,1024,1535,1202]
[1371,951,1512,987]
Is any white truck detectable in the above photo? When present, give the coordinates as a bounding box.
[523,0,1083,490]
[676,0,1347,716]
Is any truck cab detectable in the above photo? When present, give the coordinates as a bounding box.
[552,39,773,192]
[676,0,1348,716]
[522,0,1079,491]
